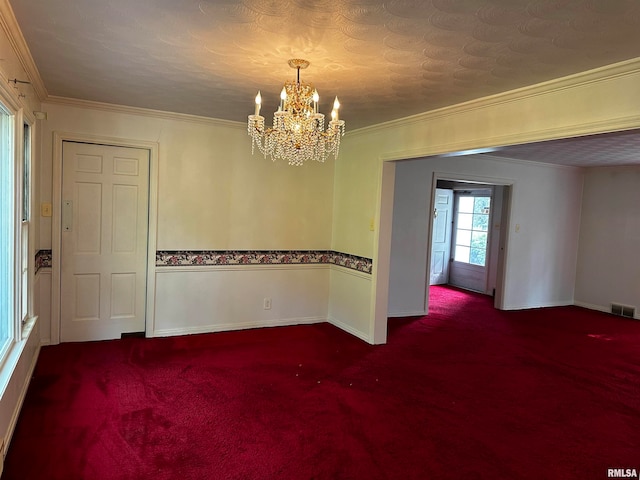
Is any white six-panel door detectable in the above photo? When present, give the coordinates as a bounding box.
[60,142,149,342]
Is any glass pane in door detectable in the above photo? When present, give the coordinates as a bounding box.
[454,196,491,267]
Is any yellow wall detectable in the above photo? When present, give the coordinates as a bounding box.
[333,59,640,258]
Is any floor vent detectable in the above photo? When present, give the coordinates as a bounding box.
[611,303,636,319]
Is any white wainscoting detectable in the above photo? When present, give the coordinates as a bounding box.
[35,270,52,345]
[153,264,330,337]
[328,266,373,343]
[0,317,40,466]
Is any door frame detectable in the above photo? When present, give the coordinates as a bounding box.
[428,172,514,309]
[448,187,494,293]
[371,163,514,344]
[51,132,159,344]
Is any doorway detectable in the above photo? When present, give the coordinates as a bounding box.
[430,182,505,295]
[386,163,513,323]
[429,179,510,303]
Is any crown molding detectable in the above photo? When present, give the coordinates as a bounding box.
[378,113,640,162]
[44,95,247,129]
[0,0,48,101]
[350,57,640,139]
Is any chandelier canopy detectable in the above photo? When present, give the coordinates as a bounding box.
[248,59,345,166]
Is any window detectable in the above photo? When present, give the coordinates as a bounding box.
[21,122,32,325]
[0,104,14,358]
[453,195,491,266]
[0,94,33,365]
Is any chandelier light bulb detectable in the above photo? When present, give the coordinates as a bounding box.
[332,97,340,121]
[254,91,261,116]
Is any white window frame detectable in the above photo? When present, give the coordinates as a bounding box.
[0,78,35,371]
[452,192,492,267]
[20,119,34,329]
[0,100,15,363]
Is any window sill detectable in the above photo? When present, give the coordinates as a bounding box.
[0,316,38,399]
[21,315,37,341]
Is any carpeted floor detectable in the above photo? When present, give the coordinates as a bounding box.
[3,286,639,479]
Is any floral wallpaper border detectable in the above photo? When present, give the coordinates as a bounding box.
[36,249,52,273]
[156,250,373,274]
[34,249,373,275]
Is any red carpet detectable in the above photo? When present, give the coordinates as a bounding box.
[4,286,640,479]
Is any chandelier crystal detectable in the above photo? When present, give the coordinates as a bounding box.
[248,59,345,166]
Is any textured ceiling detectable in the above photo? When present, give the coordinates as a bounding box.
[9,0,640,132]
[488,129,640,167]
[7,0,640,167]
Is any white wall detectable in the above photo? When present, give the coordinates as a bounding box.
[154,265,329,336]
[35,270,51,344]
[332,59,640,343]
[39,101,336,340]
[0,1,43,464]
[388,155,584,315]
[575,166,640,317]
[40,103,334,251]
[387,160,431,316]
[328,267,372,342]
[0,321,39,469]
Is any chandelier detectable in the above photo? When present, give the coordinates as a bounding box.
[248,59,345,166]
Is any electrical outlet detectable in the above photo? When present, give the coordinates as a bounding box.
[263,298,272,310]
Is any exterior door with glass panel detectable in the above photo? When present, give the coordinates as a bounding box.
[449,191,492,293]
[430,188,453,285]
[60,141,149,342]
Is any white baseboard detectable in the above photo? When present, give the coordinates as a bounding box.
[152,316,326,338]
[501,299,573,310]
[573,301,609,314]
[574,301,639,320]
[3,342,40,461]
[388,310,427,318]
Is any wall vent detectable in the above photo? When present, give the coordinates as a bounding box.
[611,303,636,319]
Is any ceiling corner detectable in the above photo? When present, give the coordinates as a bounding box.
[0,0,48,101]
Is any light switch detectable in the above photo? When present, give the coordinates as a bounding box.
[41,203,52,217]
[515,224,520,233]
